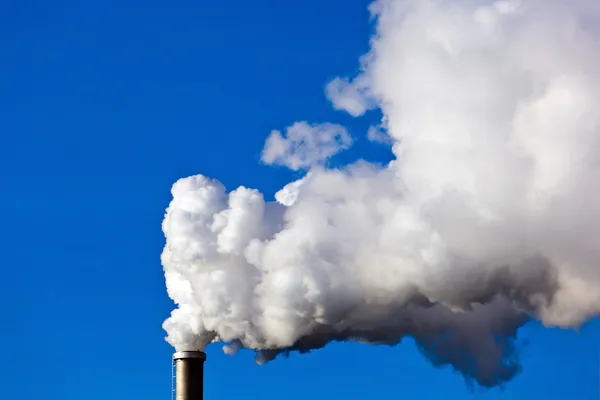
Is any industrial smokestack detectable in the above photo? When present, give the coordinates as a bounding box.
[173,351,206,400]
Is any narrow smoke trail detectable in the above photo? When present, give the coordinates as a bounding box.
[161,0,600,387]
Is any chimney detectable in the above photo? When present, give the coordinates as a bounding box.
[173,351,206,400]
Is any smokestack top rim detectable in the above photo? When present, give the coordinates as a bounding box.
[173,350,207,361]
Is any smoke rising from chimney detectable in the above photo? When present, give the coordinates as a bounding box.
[161,0,600,387]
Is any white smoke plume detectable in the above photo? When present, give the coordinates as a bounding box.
[161,0,600,387]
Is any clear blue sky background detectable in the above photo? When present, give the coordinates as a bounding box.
[1,1,599,399]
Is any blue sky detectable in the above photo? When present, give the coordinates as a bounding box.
[1,1,599,399]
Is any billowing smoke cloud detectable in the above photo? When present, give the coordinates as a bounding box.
[161,0,600,387]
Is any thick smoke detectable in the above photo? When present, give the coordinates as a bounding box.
[161,0,600,387]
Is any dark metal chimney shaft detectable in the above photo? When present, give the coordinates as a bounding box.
[173,351,206,400]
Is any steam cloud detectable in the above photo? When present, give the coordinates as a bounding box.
[261,122,352,171]
[161,0,600,387]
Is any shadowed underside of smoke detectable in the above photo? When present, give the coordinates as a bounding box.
[254,260,556,387]
[257,299,527,387]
